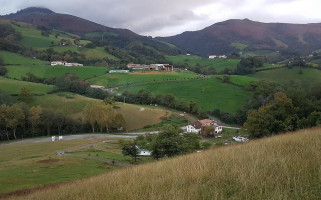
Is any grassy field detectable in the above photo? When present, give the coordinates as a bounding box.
[242,50,281,61]
[52,46,118,60]
[250,67,321,87]
[88,70,199,88]
[215,75,257,88]
[0,77,56,95]
[230,42,248,50]
[166,55,240,71]
[9,21,73,48]
[0,51,46,65]
[30,92,187,131]
[0,138,127,194]
[118,77,252,113]
[8,127,321,200]
[6,65,107,80]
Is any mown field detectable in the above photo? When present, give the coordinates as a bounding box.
[166,55,240,71]
[8,127,321,200]
[0,137,128,195]
[30,92,187,131]
[118,76,252,113]
[88,70,199,88]
[242,50,281,61]
[1,51,46,65]
[215,75,257,88]
[0,77,56,95]
[52,46,118,60]
[6,65,107,80]
[250,67,321,87]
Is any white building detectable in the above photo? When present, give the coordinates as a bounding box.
[186,125,201,133]
[90,85,104,89]
[209,55,217,59]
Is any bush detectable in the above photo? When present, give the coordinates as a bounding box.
[0,66,7,76]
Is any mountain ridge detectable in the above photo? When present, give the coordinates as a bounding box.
[157,18,321,55]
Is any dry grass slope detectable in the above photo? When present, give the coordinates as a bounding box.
[8,127,321,200]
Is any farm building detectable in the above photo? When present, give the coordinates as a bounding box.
[109,70,129,73]
[186,119,222,134]
[208,55,227,59]
[51,61,83,66]
[90,85,104,89]
[127,64,173,72]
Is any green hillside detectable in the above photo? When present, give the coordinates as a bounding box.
[88,70,199,88]
[0,77,56,95]
[6,65,106,80]
[8,127,321,200]
[118,76,252,113]
[250,67,321,87]
[166,55,240,71]
[0,51,45,65]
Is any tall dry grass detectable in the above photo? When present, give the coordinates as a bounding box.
[8,128,321,200]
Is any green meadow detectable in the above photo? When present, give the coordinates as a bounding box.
[119,77,252,113]
[88,70,199,88]
[0,138,124,194]
[30,92,182,131]
[0,51,46,65]
[250,67,321,87]
[52,46,118,60]
[6,65,107,80]
[166,55,240,71]
[0,77,56,95]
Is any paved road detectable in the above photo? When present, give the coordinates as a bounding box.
[0,134,137,146]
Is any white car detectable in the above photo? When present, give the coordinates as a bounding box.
[232,136,249,142]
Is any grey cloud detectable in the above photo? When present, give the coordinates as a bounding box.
[1,0,321,36]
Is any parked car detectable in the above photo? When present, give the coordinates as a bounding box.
[232,136,249,142]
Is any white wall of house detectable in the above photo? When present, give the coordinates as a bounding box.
[186,125,200,133]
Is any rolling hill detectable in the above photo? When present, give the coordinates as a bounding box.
[6,127,321,200]
[2,7,183,57]
[158,19,321,56]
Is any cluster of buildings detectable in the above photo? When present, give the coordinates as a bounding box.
[186,119,223,134]
[50,61,83,67]
[127,64,173,72]
[208,55,227,59]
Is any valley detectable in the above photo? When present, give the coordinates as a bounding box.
[1,6,321,199]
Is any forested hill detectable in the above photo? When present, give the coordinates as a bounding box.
[3,7,136,37]
[2,7,183,57]
[157,19,321,56]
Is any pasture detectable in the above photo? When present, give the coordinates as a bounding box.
[11,22,73,48]
[250,67,321,87]
[30,92,185,131]
[166,55,240,71]
[0,77,56,95]
[8,127,321,200]
[52,46,118,60]
[242,50,281,61]
[118,77,252,113]
[0,137,127,194]
[216,75,257,88]
[88,70,199,88]
[6,65,107,80]
[0,51,45,65]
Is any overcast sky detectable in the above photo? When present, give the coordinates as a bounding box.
[1,0,321,37]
